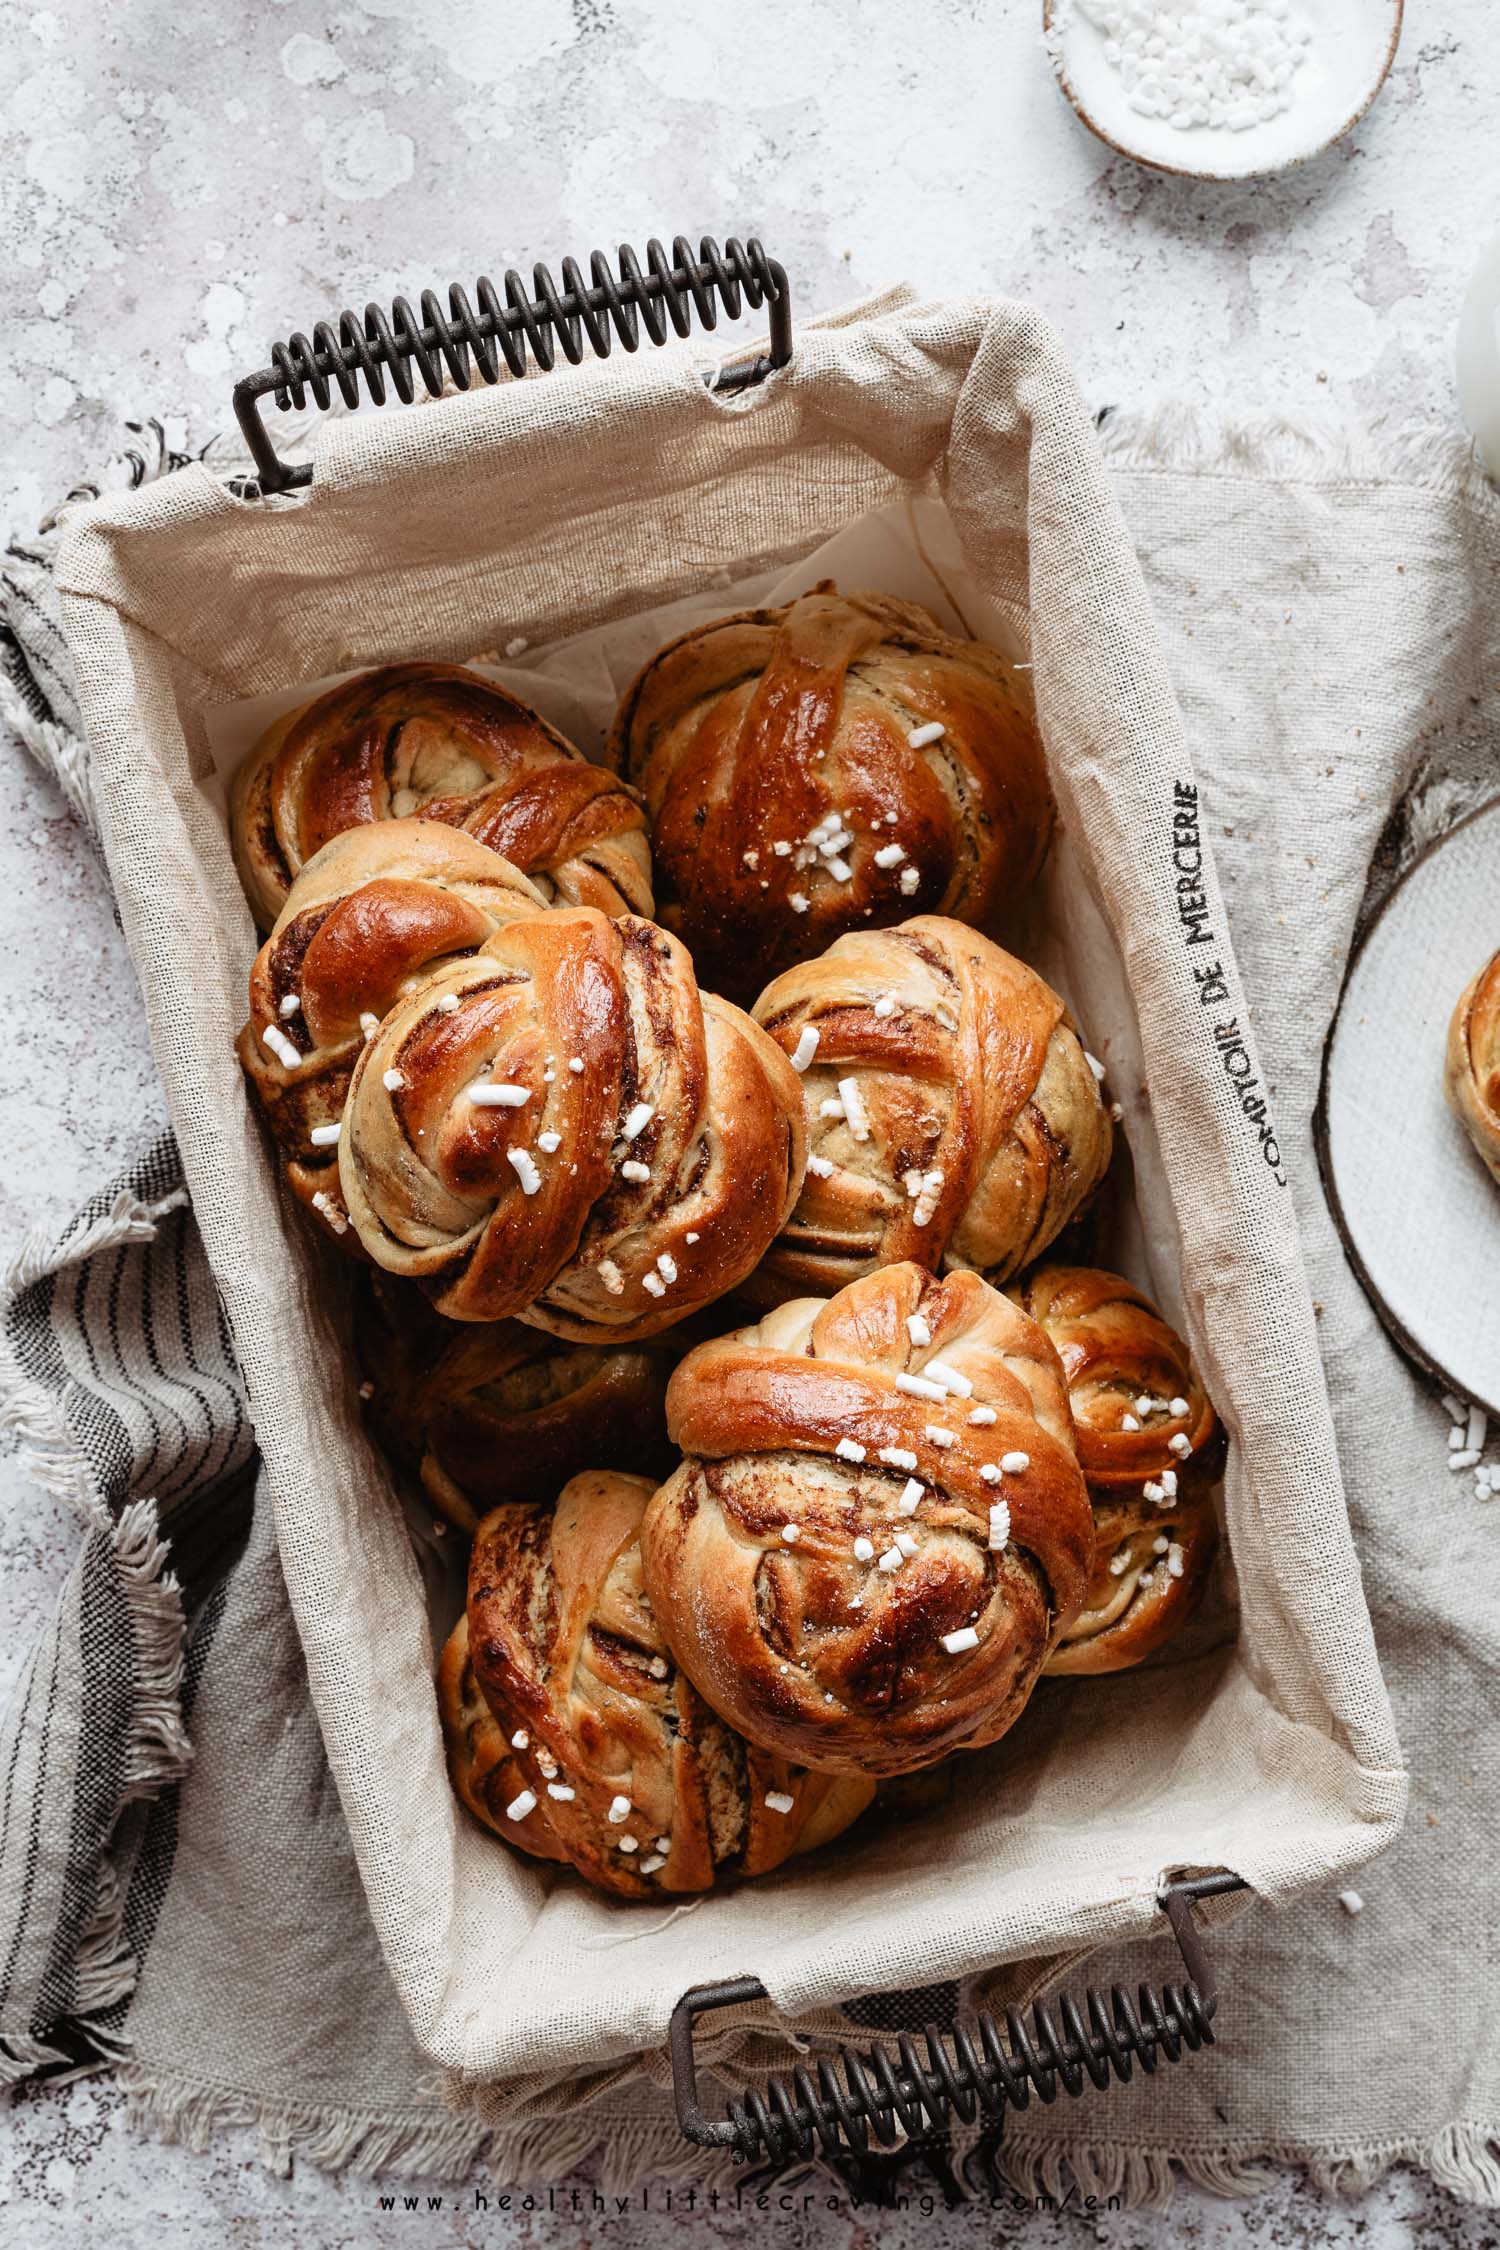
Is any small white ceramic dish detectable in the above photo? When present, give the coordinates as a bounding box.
[1044,0,1404,182]
[1316,796,1500,1417]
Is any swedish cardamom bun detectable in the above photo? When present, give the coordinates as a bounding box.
[237,821,549,1245]
[231,661,651,930]
[752,917,1113,1299]
[640,1264,1093,1777]
[1445,945,1500,1186]
[607,585,1051,1003]
[340,908,806,1338]
[1013,1265,1225,1677]
[437,1617,570,1866]
[354,1270,675,1533]
[445,1472,873,1897]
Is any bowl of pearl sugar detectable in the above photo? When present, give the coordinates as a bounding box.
[1043,0,1403,181]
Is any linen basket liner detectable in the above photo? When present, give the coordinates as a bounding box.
[49,294,1404,2091]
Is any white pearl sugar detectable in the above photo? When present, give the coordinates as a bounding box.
[1076,0,1316,135]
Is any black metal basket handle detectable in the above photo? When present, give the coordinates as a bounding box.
[231,232,792,497]
[669,1868,1243,2187]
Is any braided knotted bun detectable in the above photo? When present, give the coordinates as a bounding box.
[231,661,652,929]
[437,1616,570,1866]
[339,907,806,1339]
[751,916,1114,1299]
[608,585,1052,1002]
[443,1472,874,1897]
[237,821,549,1244]
[1445,945,1500,1186]
[640,1264,1094,1777]
[354,1271,675,1533]
[1013,1266,1225,1677]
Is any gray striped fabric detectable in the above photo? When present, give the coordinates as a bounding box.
[0,420,193,831]
[0,1136,254,2083]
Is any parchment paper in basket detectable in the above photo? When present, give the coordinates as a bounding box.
[203,497,1177,1328]
[198,499,1017,794]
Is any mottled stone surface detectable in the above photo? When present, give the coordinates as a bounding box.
[0,1,1493,2241]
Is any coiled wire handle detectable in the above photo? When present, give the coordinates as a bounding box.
[669,1871,1241,2181]
[232,233,791,496]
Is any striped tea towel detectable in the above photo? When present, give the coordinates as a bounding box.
[0,1136,253,2083]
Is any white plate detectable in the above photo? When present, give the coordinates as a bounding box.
[1044,0,1403,182]
[1317,796,1500,1415]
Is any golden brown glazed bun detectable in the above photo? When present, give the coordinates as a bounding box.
[340,905,806,1338]
[607,585,1053,1002]
[354,1271,676,1532]
[640,1264,1093,1778]
[1445,947,1500,1185]
[236,822,549,1244]
[231,661,651,930]
[1013,1266,1225,1677]
[752,917,1113,1299]
[447,1472,873,1897]
[437,1616,569,1864]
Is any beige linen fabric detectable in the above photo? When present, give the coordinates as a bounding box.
[991,415,1500,2204]
[53,298,1403,2097]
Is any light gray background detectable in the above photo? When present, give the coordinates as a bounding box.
[0,1,1492,2243]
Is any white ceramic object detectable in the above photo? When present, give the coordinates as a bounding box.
[1044,0,1404,182]
[1457,233,1500,479]
[1317,796,1500,1415]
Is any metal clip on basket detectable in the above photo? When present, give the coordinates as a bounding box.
[669,1870,1244,2188]
[232,232,791,496]
[230,234,1245,2186]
